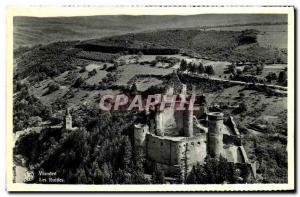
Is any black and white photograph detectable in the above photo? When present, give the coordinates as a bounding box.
[6,6,295,192]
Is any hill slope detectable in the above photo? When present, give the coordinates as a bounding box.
[14,14,287,48]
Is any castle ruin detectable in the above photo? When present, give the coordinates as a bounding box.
[133,72,256,179]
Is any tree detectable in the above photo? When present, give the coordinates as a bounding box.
[236,68,243,75]
[188,62,196,73]
[72,77,85,88]
[243,65,253,74]
[197,62,205,74]
[227,63,237,75]
[122,136,132,170]
[179,59,187,71]
[46,82,60,94]
[239,164,251,183]
[102,64,107,70]
[79,66,86,73]
[256,64,264,75]
[88,69,97,77]
[152,163,165,184]
[233,102,248,114]
[91,161,104,184]
[76,168,88,184]
[216,156,230,183]
[204,65,215,75]
[278,71,287,86]
[186,156,238,184]
[239,92,245,98]
[265,72,277,82]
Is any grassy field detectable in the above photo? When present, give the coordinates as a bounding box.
[261,64,287,77]
[134,77,163,92]
[115,64,173,86]
[84,70,108,86]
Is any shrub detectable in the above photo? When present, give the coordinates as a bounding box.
[79,66,86,73]
[265,72,277,82]
[197,63,205,74]
[179,59,187,71]
[233,103,248,114]
[45,82,60,95]
[277,71,287,86]
[237,29,258,45]
[204,65,215,75]
[72,77,85,88]
[88,69,97,77]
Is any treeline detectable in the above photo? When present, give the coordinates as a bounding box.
[186,156,251,184]
[225,63,287,87]
[76,43,180,55]
[179,59,215,75]
[200,22,287,30]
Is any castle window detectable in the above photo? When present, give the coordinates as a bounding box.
[161,142,163,146]
[197,142,201,145]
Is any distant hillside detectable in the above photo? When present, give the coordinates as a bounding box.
[14,28,287,86]
[79,29,287,63]
[14,14,287,48]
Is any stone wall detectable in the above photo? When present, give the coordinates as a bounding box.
[146,134,183,165]
[134,124,149,148]
[146,133,207,173]
[161,109,182,136]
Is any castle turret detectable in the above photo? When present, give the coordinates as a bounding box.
[183,109,193,137]
[207,112,224,157]
[155,110,164,136]
[64,108,72,130]
[134,124,149,148]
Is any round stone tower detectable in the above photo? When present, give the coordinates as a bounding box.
[183,109,193,137]
[155,110,164,136]
[207,112,224,157]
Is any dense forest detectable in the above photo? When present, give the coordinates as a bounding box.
[14,106,255,184]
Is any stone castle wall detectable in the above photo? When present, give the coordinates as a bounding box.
[160,109,184,136]
[134,124,149,148]
[146,133,207,175]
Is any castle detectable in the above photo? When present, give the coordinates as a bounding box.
[133,72,256,178]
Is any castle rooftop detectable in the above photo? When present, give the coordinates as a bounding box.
[207,112,224,120]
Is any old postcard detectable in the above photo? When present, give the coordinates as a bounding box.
[6,6,295,192]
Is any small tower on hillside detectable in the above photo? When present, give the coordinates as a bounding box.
[64,108,72,130]
[207,112,224,157]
